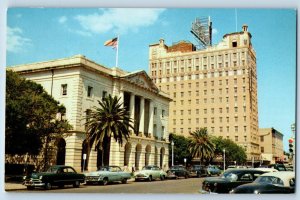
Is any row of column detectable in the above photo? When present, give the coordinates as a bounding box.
[128,92,154,136]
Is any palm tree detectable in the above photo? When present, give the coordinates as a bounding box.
[85,94,134,167]
[188,128,215,165]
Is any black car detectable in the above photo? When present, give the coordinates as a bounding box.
[166,165,189,179]
[188,165,208,177]
[23,165,85,190]
[200,169,266,194]
[230,171,295,194]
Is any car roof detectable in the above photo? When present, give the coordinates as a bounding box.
[255,168,278,172]
[259,172,295,186]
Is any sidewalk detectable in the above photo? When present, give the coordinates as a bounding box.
[4,182,27,191]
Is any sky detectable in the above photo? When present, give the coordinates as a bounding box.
[6,8,296,151]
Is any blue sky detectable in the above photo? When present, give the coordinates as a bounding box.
[6,8,296,151]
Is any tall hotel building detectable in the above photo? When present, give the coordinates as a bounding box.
[149,24,260,161]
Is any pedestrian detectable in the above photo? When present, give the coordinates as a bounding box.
[131,165,135,173]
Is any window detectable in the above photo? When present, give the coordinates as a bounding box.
[235,126,238,132]
[180,119,183,125]
[173,92,176,98]
[196,109,199,114]
[219,108,222,113]
[219,117,223,123]
[235,136,238,142]
[204,109,207,114]
[211,108,214,114]
[173,119,176,125]
[232,41,237,47]
[204,118,207,123]
[154,107,157,115]
[180,110,184,115]
[180,100,184,105]
[196,118,199,124]
[220,127,223,132]
[261,147,264,153]
[87,86,93,97]
[260,136,264,142]
[226,117,229,123]
[173,110,176,115]
[188,110,191,115]
[162,110,165,118]
[181,92,184,97]
[188,119,191,124]
[102,91,107,100]
[61,84,67,96]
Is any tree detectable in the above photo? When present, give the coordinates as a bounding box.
[84,94,134,167]
[5,70,72,170]
[211,136,247,164]
[169,133,193,166]
[188,128,215,165]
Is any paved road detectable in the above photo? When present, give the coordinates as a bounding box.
[15,177,204,193]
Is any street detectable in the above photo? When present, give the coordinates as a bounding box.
[13,177,204,193]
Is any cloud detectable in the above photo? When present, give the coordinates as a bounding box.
[58,16,67,24]
[7,26,31,53]
[212,28,218,35]
[75,8,165,35]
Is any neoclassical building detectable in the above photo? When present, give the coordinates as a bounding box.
[9,55,171,172]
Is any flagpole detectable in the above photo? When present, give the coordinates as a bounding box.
[116,35,119,67]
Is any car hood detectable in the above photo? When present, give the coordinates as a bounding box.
[29,172,53,178]
[84,171,106,176]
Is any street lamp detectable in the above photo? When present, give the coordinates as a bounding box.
[171,140,174,166]
[223,149,226,171]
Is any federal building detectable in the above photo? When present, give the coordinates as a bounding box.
[149,20,260,161]
[9,55,171,172]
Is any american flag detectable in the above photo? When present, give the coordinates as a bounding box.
[104,37,118,49]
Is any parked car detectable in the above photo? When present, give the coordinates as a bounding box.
[206,165,221,176]
[200,169,266,194]
[23,165,85,190]
[134,165,167,181]
[268,164,286,171]
[230,171,295,194]
[255,167,278,173]
[189,165,208,178]
[84,166,131,185]
[166,165,189,179]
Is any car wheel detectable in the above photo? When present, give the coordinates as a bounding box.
[121,178,127,184]
[102,178,108,186]
[160,175,165,181]
[27,186,34,190]
[73,180,80,188]
[148,176,152,182]
[45,182,52,190]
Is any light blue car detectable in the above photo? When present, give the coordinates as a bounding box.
[206,165,222,176]
[84,166,132,185]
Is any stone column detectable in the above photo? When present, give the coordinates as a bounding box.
[87,149,97,172]
[138,149,145,169]
[130,93,135,133]
[64,133,83,172]
[109,139,121,166]
[148,100,154,137]
[139,97,145,135]
[119,90,124,108]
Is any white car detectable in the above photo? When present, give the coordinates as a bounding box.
[134,165,167,181]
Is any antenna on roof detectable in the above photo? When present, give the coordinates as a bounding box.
[190,17,212,49]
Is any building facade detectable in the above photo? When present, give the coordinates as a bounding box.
[9,55,170,172]
[149,25,260,161]
[259,128,284,164]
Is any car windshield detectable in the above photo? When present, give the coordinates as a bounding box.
[46,166,59,173]
[255,176,284,186]
[98,166,109,171]
[222,171,238,181]
[142,166,153,170]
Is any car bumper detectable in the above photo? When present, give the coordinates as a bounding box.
[23,180,45,187]
[85,176,100,182]
[134,174,149,180]
[199,189,217,194]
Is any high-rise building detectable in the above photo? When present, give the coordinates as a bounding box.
[149,24,260,161]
